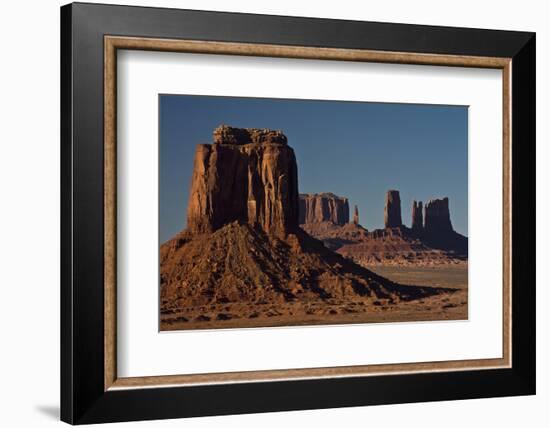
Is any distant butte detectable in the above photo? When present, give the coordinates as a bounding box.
[424,197,453,233]
[384,190,402,228]
[301,189,468,267]
[299,193,350,225]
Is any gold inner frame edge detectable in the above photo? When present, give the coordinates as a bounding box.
[104,36,512,391]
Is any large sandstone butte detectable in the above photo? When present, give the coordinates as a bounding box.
[384,190,402,228]
[421,197,467,254]
[424,197,453,234]
[299,193,350,225]
[187,125,299,238]
[161,126,452,329]
[299,195,368,252]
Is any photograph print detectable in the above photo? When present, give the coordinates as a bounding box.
[159,95,468,331]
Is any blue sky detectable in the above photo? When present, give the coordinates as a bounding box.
[159,95,468,243]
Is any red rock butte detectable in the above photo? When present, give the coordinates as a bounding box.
[299,188,467,266]
[299,193,350,226]
[186,125,299,238]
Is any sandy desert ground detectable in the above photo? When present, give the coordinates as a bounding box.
[161,264,468,331]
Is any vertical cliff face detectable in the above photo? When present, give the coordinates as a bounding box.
[186,125,299,237]
[412,200,423,231]
[384,190,402,228]
[299,193,350,225]
[424,197,453,233]
[353,205,359,225]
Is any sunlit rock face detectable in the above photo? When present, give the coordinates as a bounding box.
[186,125,299,238]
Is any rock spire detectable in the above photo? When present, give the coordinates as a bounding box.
[353,205,359,225]
[412,200,423,231]
[384,190,402,228]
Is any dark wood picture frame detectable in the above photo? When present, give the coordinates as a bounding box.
[61,2,535,424]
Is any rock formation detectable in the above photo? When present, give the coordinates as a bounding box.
[412,200,423,231]
[421,197,467,255]
[213,124,288,146]
[424,197,453,234]
[161,126,455,330]
[299,193,349,225]
[186,125,299,238]
[353,205,359,225]
[301,190,467,266]
[384,190,402,228]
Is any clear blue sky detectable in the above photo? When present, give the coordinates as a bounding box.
[160,95,468,243]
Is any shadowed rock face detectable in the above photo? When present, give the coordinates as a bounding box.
[424,198,453,233]
[384,190,402,228]
[299,193,350,225]
[353,205,359,225]
[412,200,423,231]
[186,125,299,238]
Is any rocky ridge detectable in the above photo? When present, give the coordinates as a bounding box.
[301,190,468,267]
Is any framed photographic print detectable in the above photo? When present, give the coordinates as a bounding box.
[60,2,535,424]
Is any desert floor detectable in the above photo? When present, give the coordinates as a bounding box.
[161,264,468,331]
